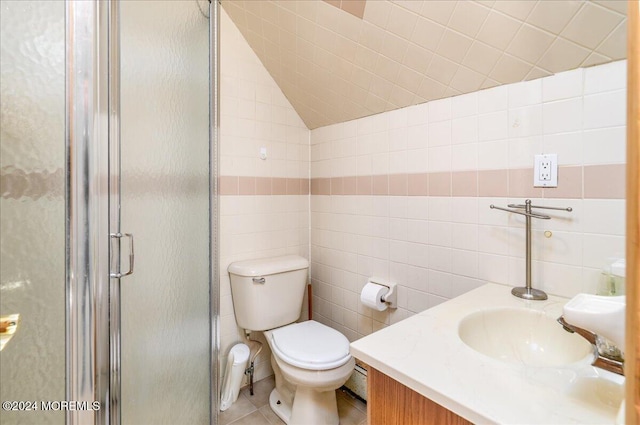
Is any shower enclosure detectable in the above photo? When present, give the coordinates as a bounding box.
[0,0,219,423]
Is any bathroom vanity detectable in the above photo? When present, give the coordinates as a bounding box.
[367,367,470,424]
[350,283,625,424]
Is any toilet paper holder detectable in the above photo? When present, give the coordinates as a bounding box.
[369,278,397,309]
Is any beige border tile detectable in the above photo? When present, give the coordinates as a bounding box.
[478,169,508,197]
[408,173,428,196]
[357,175,372,195]
[543,166,583,199]
[300,178,311,195]
[238,176,256,195]
[331,177,344,195]
[219,176,238,196]
[256,177,272,195]
[286,178,300,195]
[452,171,478,197]
[508,168,543,198]
[583,164,625,199]
[428,172,451,196]
[344,176,358,195]
[273,177,288,195]
[372,174,389,195]
[389,173,408,195]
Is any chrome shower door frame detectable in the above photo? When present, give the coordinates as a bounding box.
[66,1,111,424]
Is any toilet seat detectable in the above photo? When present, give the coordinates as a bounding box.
[270,321,351,371]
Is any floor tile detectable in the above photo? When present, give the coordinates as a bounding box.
[226,410,272,425]
[241,375,275,409]
[258,405,286,425]
[219,393,257,425]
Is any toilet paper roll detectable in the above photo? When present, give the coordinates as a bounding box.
[360,282,388,311]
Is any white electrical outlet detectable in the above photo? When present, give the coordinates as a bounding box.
[534,154,558,187]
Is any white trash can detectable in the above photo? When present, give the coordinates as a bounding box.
[220,343,250,411]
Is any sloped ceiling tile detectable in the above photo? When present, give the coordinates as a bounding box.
[222,0,627,129]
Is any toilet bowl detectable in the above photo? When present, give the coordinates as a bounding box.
[264,321,355,425]
[227,256,355,425]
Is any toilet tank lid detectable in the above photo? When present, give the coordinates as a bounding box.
[228,255,309,277]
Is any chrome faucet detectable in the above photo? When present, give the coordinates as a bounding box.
[557,316,624,376]
[490,199,572,300]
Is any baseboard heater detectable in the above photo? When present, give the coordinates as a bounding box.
[343,361,367,402]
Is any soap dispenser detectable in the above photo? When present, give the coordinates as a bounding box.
[598,258,626,296]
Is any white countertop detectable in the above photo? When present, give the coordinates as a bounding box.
[350,283,624,424]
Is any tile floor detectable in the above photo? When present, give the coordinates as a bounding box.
[219,376,367,425]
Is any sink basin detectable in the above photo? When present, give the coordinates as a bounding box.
[458,308,594,367]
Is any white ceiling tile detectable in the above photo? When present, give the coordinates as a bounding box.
[417,77,448,100]
[314,25,336,53]
[391,0,423,14]
[561,2,624,49]
[358,21,387,51]
[476,10,522,50]
[380,31,410,63]
[350,66,374,90]
[489,54,532,83]
[333,9,363,41]
[449,66,485,93]
[396,65,424,93]
[463,41,502,76]
[419,1,457,25]
[480,78,501,90]
[592,0,628,15]
[524,67,552,81]
[354,44,379,69]
[448,1,490,38]
[437,29,473,63]
[388,85,416,108]
[296,15,315,42]
[493,0,537,21]
[525,1,582,34]
[386,4,419,40]
[402,42,434,73]
[426,54,459,85]
[365,92,388,112]
[374,54,402,82]
[223,0,626,129]
[370,75,395,100]
[316,2,342,32]
[334,34,358,62]
[278,6,297,34]
[537,37,591,73]
[582,52,612,68]
[597,21,627,60]
[363,0,393,28]
[410,16,445,51]
[295,0,319,22]
[506,24,555,65]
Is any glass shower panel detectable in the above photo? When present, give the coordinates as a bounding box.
[119,1,210,424]
[0,1,66,424]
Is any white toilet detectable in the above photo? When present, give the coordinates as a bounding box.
[228,255,355,425]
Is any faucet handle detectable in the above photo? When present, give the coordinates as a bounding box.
[557,316,597,345]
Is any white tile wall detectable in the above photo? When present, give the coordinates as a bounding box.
[310,60,627,342]
[220,10,310,382]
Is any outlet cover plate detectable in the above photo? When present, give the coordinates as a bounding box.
[534,154,558,187]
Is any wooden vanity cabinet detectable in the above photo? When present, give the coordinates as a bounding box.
[367,367,472,425]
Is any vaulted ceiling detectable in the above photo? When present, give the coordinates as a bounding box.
[221,0,627,129]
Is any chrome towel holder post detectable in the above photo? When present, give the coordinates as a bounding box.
[489,199,572,300]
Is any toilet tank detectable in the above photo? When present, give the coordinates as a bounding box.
[228,255,309,331]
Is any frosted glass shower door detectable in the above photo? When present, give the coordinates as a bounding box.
[118,1,211,423]
[0,1,66,424]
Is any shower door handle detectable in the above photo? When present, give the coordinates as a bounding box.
[110,232,134,278]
